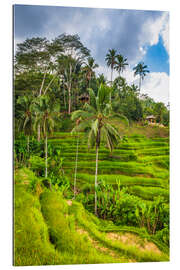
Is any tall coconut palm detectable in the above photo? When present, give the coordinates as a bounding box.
[105,49,117,102]
[16,95,34,153]
[83,57,99,88]
[133,62,150,90]
[115,54,128,76]
[33,95,60,181]
[71,84,128,215]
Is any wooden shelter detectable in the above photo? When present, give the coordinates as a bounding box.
[146,115,156,124]
[78,93,89,103]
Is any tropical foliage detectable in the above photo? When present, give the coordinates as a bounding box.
[14,33,169,265]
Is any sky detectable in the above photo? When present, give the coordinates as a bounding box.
[14,4,169,105]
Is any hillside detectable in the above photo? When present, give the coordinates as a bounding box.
[14,169,169,266]
[14,128,169,265]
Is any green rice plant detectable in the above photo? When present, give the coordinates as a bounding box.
[137,147,169,156]
[76,173,165,187]
[69,161,168,179]
[128,186,169,201]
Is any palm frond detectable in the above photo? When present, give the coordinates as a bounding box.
[87,128,96,149]
[91,119,99,137]
[71,120,91,134]
[88,88,97,109]
[83,102,96,114]
[71,110,93,121]
[108,113,129,127]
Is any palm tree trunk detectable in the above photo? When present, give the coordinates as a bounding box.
[95,144,99,216]
[110,68,113,103]
[74,133,79,198]
[139,76,141,90]
[45,134,48,178]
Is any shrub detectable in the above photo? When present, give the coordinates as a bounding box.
[29,155,45,176]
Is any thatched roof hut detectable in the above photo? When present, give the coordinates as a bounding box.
[146,115,156,123]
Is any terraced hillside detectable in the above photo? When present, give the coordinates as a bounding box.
[14,170,169,266]
[14,132,169,265]
[48,132,169,203]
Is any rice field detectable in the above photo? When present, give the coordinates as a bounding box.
[48,132,169,202]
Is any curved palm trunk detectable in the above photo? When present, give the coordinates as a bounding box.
[95,144,99,216]
[74,133,79,198]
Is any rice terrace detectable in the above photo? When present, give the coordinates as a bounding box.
[14,5,169,266]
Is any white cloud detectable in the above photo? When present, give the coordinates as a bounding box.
[141,72,169,105]
[160,13,169,54]
[140,11,169,56]
[96,66,169,105]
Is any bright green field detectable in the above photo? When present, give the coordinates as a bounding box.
[48,132,169,202]
[14,132,169,265]
[14,171,169,266]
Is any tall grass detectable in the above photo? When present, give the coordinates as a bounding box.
[14,185,62,266]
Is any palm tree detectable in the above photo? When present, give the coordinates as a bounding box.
[83,57,99,88]
[105,49,117,102]
[115,54,128,76]
[71,84,128,215]
[133,62,150,90]
[16,95,34,153]
[33,95,60,181]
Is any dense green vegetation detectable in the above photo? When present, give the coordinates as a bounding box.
[14,34,169,265]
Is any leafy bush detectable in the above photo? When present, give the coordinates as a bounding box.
[29,155,45,176]
[155,225,169,246]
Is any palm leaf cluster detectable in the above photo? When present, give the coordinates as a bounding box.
[133,62,150,90]
[71,84,125,152]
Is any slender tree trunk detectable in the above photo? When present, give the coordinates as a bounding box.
[37,125,41,142]
[110,67,113,103]
[45,134,48,178]
[95,144,99,216]
[74,133,79,198]
[27,135,30,153]
[68,64,72,115]
[68,86,71,115]
[39,71,47,96]
[139,76,141,90]
[44,75,56,95]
